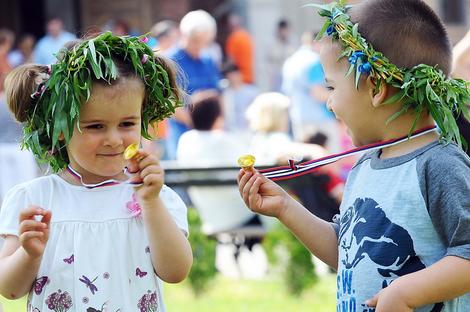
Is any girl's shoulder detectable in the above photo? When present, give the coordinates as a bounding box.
[6,174,57,193]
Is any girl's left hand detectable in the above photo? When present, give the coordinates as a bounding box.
[127,150,164,203]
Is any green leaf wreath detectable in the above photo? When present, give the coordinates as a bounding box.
[24,32,182,172]
[307,1,470,148]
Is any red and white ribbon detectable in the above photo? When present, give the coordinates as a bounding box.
[260,126,437,181]
[66,165,142,189]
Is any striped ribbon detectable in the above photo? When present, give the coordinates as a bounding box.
[260,126,437,181]
[66,165,143,189]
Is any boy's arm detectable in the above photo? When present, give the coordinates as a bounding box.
[0,236,41,299]
[279,197,339,269]
[366,256,470,310]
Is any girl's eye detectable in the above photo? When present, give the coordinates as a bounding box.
[121,122,136,127]
[86,124,103,130]
[326,86,334,91]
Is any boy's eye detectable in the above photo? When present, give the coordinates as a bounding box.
[326,86,334,91]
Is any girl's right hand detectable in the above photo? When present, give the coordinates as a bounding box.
[237,169,290,219]
[19,206,52,260]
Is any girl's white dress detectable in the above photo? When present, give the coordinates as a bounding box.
[0,175,188,312]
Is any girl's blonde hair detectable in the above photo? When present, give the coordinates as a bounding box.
[246,92,290,133]
[5,64,51,122]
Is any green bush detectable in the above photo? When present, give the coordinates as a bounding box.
[187,208,217,297]
[263,222,318,296]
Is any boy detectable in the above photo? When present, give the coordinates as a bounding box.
[238,1,470,311]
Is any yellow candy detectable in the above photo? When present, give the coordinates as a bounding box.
[237,154,256,170]
[124,143,139,160]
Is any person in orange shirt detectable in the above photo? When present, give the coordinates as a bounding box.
[225,14,254,84]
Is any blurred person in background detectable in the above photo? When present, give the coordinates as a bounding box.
[452,30,470,157]
[266,19,296,91]
[221,62,259,136]
[225,13,254,84]
[245,92,325,165]
[177,91,247,164]
[142,20,181,159]
[102,18,131,36]
[0,29,14,94]
[34,17,76,65]
[150,20,180,55]
[8,34,35,68]
[282,31,340,152]
[167,10,221,159]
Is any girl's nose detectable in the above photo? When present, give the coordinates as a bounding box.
[104,129,123,147]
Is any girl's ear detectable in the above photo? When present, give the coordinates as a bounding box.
[58,133,65,141]
[367,76,389,108]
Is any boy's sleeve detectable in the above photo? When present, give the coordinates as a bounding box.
[160,185,189,237]
[331,214,341,239]
[419,146,470,260]
[0,184,29,238]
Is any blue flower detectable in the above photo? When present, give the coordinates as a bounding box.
[348,50,366,65]
[326,25,336,36]
[358,62,372,75]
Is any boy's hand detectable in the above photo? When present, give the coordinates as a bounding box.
[237,169,290,218]
[127,150,164,204]
[365,286,413,312]
[19,206,51,260]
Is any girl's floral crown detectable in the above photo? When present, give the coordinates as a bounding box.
[310,1,470,148]
[25,32,182,172]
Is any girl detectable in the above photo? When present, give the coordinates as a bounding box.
[0,32,192,311]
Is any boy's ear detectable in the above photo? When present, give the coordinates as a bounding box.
[58,133,65,141]
[366,77,389,108]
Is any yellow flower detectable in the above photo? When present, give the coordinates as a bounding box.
[237,154,256,170]
[124,143,139,160]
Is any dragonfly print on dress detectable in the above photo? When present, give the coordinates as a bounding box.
[79,275,98,295]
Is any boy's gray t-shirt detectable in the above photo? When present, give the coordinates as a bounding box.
[333,141,470,312]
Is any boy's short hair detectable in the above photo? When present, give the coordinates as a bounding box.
[190,93,221,131]
[350,0,452,75]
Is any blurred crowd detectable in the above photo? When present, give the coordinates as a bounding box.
[1,9,470,217]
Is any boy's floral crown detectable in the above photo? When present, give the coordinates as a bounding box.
[310,1,470,148]
[25,32,182,172]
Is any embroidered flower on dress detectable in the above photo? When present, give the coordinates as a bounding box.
[103,272,110,279]
[126,193,142,217]
[45,289,73,311]
[82,297,89,304]
[137,290,158,312]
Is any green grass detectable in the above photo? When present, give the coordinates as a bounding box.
[0,274,336,311]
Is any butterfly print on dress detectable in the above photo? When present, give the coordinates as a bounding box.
[63,254,74,264]
[135,267,148,278]
[32,276,48,295]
